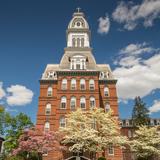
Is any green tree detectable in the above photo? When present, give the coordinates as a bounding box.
[3,112,33,154]
[132,97,149,126]
[0,106,11,136]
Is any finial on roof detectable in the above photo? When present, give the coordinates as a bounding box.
[76,7,81,13]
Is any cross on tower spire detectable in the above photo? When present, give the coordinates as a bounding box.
[76,7,81,13]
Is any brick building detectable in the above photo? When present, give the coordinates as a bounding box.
[120,118,160,160]
[36,9,123,160]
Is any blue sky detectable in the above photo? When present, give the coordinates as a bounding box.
[0,0,160,123]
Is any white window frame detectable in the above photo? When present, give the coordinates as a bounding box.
[71,79,76,90]
[105,103,110,112]
[59,117,66,128]
[47,86,52,97]
[44,122,50,132]
[108,144,114,156]
[90,96,96,109]
[70,97,76,110]
[128,130,132,138]
[60,96,67,109]
[61,79,67,90]
[80,79,86,90]
[70,55,86,70]
[80,97,86,109]
[89,79,95,90]
[45,103,51,115]
[104,87,109,97]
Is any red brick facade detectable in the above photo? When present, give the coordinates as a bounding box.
[36,10,123,160]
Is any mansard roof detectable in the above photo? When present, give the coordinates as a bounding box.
[41,63,115,80]
[41,10,116,81]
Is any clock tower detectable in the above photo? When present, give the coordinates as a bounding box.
[36,9,123,160]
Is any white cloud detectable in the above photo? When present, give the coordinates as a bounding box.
[6,85,34,106]
[112,0,160,30]
[149,100,160,114]
[98,14,110,34]
[0,82,6,99]
[120,42,156,55]
[114,56,141,67]
[113,43,160,101]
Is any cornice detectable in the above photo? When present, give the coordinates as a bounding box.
[99,79,117,84]
[56,71,99,76]
[39,80,58,84]
[64,47,92,52]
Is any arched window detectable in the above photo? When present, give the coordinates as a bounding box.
[104,87,109,97]
[71,79,76,90]
[77,38,80,47]
[80,97,86,109]
[80,79,86,90]
[47,86,52,97]
[61,79,67,90]
[128,130,132,138]
[72,38,76,47]
[70,97,76,110]
[45,103,51,115]
[44,122,50,131]
[90,96,96,109]
[108,144,114,155]
[89,79,95,90]
[105,103,110,112]
[81,38,84,47]
[59,116,66,128]
[60,96,67,109]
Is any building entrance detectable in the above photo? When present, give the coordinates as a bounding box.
[65,156,90,160]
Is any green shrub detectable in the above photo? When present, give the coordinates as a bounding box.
[98,157,106,160]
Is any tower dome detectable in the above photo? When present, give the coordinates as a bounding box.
[67,9,89,30]
[66,8,91,48]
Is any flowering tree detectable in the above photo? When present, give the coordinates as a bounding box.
[12,128,64,160]
[60,108,128,155]
[129,126,160,160]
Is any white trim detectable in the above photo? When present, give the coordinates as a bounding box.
[108,144,114,156]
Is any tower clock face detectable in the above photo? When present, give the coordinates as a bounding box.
[72,18,85,28]
[76,22,81,27]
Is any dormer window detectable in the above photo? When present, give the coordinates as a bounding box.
[76,63,81,70]
[70,55,86,70]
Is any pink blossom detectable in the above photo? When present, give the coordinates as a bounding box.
[12,127,64,156]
